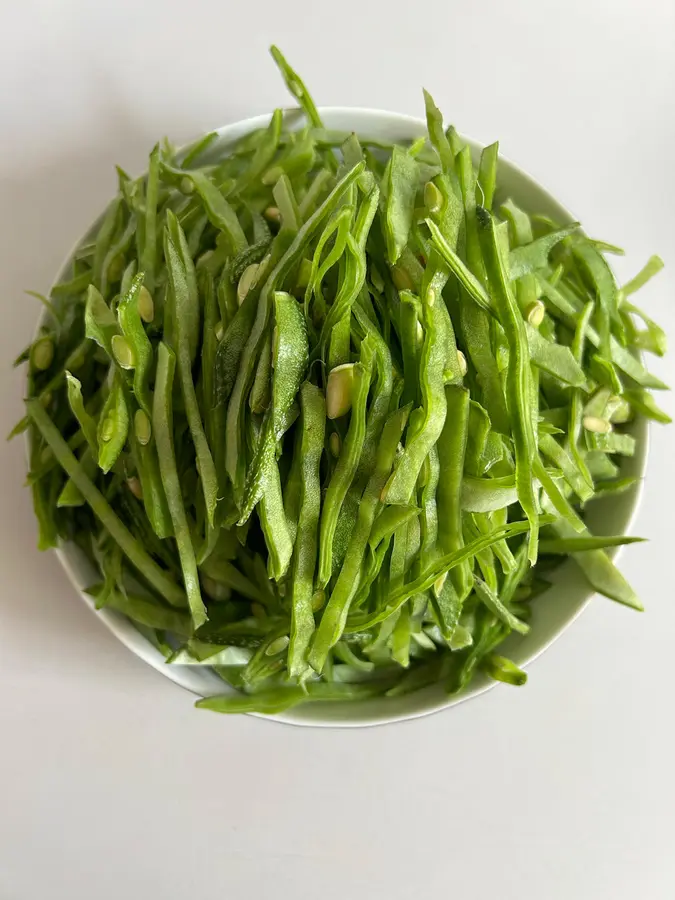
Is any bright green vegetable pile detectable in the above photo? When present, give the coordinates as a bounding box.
[13,47,669,716]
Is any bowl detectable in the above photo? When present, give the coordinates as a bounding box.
[35,107,648,727]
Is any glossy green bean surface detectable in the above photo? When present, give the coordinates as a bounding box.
[13,45,668,716]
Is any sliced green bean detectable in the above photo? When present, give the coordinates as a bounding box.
[153,343,207,628]
[225,162,364,497]
[477,206,539,563]
[239,291,308,522]
[348,517,553,632]
[318,346,373,587]
[437,385,471,599]
[383,295,448,505]
[97,372,128,474]
[117,272,153,415]
[65,372,98,453]
[310,404,411,672]
[477,141,499,210]
[384,147,418,265]
[188,170,247,253]
[288,382,325,675]
[85,285,120,357]
[508,224,579,279]
[474,576,530,635]
[164,216,218,525]
[27,398,185,606]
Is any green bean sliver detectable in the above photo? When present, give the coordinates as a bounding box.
[14,44,666,716]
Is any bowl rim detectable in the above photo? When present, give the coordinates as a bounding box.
[29,105,649,728]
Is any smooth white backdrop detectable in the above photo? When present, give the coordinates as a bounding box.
[0,1,673,898]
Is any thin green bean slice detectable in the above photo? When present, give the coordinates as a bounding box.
[153,343,207,628]
[27,399,184,607]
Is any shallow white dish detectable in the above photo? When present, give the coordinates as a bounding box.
[39,107,647,727]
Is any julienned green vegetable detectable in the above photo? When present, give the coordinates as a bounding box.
[14,45,668,716]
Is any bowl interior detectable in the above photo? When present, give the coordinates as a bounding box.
[48,107,647,727]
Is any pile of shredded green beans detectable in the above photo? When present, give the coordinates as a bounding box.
[13,47,669,715]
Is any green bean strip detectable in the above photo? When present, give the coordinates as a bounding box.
[328,314,351,369]
[199,270,226,490]
[258,458,294,582]
[465,400,490,476]
[188,170,248,253]
[117,273,153,415]
[540,535,644,554]
[213,282,259,408]
[423,90,455,175]
[100,214,136,300]
[473,576,530,635]
[317,185,379,346]
[384,147,418,265]
[85,285,121,357]
[481,654,528,686]
[426,219,492,313]
[196,677,397,714]
[437,385,472,599]
[399,291,422,406]
[92,197,122,292]
[179,130,218,168]
[140,147,159,293]
[548,514,642,610]
[539,278,667,389]
[133,430,173,540]
[282,427,303,547]
[477,206,539,563]
[299,169,334,220]
[477,142,499,210]
[474,509,516,574]
[318,345,373,587]
[225,162,364,497]
[501,198,537,313]
[383,295,448,505]
[26,398,185,607]
[97,372,129,473]
[539,432,593,503]
[568,301,595,490]
[348,517,553,632]
[304,203,353,322]
[572,239,618,363]
[623,389,671,424]
[273,174,301,233]
[508,224,579,279]
[621,254,664,296]
[288,382,326,676]
[418,447,460,637]
[57,446,96,507]
[420,248,464,385]
[236,109,284,195]
[153,343,207,628]
[249,331,272,414]
[309,404,411,672]
[88,585,192,637]
[65,372,98,453]
[51,270,92,298]
[239,291,308,523]
[525,323,587,387]
[164,218,218,526]
[270,46,323,129]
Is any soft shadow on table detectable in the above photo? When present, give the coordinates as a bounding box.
[0,95,180,686]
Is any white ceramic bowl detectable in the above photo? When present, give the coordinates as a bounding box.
[39,107,647,727]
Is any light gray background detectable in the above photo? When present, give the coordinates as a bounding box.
[1,1,674,897]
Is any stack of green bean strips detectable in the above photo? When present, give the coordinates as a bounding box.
[14,47,669,715]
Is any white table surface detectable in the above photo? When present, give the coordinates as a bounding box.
[1,1,674,897]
